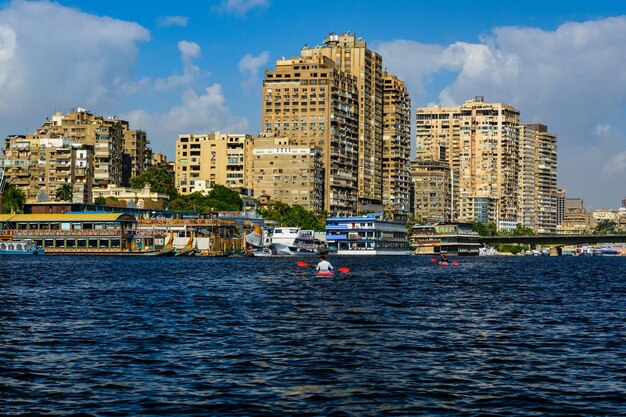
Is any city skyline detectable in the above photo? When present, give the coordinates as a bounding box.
[0,0,625,208]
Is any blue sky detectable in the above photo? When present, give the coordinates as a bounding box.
[1,0,625,209]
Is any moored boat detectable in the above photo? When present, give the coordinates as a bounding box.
[0,236,45,255]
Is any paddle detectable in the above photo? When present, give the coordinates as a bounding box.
[296,261,350,273]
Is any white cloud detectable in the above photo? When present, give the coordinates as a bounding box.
[375,16,626,208]
[122,84,249,153]
[216,0,268,16]
[238,51,269,92]
[603,151,626,175]
[0,0,149,131]
[595,124,611,136]
[156,16,188,28]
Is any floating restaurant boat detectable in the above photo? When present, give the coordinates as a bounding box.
[0,212,244,256]
[410,223,481,256]
[325,214,410,255]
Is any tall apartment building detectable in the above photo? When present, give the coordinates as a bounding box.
[556,187,566,226]
[301,32,385,212]
[382,71,412,221]
[245,136,325,213]
[410,160,458,224]
[527,124,557,233]
[123,126,151,181]
[262,53,359,214]
[175,133,252,195]
[26,108,150,188]
[0,135,94,203]
[415,97,557,230]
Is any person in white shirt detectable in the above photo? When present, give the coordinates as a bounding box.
[316,255,333,273]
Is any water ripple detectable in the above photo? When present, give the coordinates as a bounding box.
[1,255,625,415]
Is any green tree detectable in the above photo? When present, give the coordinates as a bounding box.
[1,184,25,214]
[510,223,534,236]
[259,202,325,231]
[94,196,106,205]
[55,183,73,202]
[130,165,178,200]
[206,185,242,211]
[594,219,617,235]
[471,221,498,236]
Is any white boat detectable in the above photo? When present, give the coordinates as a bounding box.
[325,214,410,255]
[0,238,45,255]
[479,246,499,256]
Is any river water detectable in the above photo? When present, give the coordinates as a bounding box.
[1,255,625,416]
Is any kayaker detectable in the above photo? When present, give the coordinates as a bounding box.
[439,254,449,263]
[316,255,333,273]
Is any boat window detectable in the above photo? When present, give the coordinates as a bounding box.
[61,222,71,231]
[77,239,87,248]
[54,238,65,249]
[94,223,104,230]
[40,223,50,230]
[72,222,82,230]
[110,239,120,249]
[66,239,76,248]
[50,223,60,230]
[83,223,93,230]
[88,238,98,249]
[99,239,109,249]
[28,223,38,230]
[44,239,54,248]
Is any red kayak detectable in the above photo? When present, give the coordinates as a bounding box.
[316,271,334,277]
[437,261,450,267]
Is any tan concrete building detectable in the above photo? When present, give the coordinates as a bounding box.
[302,32,385,212]
[527,124,558,233]
[93,184,169,210]
[411,160,458,224]
[175,133,252,195]
[246,136,324,213]
[415,97,557,230]
[382,71,411,221]
[26,108,150,188]
[0,135,94,204]
[262,53,359,215]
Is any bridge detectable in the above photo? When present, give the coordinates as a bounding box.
[477,234,626,246]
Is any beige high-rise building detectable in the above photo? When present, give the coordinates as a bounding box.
[262,53,359,214]
[526,124,557,233]
[246,136,324,213]
[518,124,537,230]
[411,160,458,224]
[175,133,252,195]
[0,135,94,203]
[416,97,523,228]
[382,71,411,221]
[26,108,150,188]
[302,32,384,212]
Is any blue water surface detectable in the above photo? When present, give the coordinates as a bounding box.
[1,255,625,416]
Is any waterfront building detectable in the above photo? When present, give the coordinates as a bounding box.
[92,184,169,210]
[325,213,410,255]
[556,187,566,226]
[302,32,385,213]
[262,52,359,214]
[382,71,412,222]
[246,135,325,213]
[528,124,558,233]
[26,108,150,188]
[410,160,458,224]
[415,97,557,230]
[175,133,252,195]
[556,197,594,234]
[0,135,94,204]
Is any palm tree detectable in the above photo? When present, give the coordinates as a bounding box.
[55,183,73,202]
[1,185,26,214]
